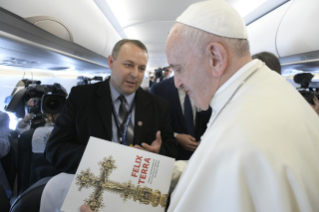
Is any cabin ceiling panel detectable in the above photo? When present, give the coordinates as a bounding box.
[122,21,174,43]
[0,0,109,55]
[0,0,295,69]
[105,0,199,28]
[101,0,291,67]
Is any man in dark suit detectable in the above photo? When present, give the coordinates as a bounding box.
[45,39,176,174]
[149,76,155,88]
[151,77,211,160]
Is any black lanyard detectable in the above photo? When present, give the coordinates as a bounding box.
[111,99,135,145]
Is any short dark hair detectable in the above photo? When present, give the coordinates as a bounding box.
[112,39,148,60]
[252,52,281,74]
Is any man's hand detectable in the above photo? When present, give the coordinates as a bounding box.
[80,205,93,212]
[24,99,35,122]
[134,131,162,154]
[313,95,319,115]
[176,134,199,152]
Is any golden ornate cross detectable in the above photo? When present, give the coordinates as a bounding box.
[76,156,168,212]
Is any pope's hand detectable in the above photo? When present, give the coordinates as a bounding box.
[80,205,93,212]
[134,131,162,154]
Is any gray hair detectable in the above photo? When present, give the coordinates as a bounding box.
[178,23,250,58]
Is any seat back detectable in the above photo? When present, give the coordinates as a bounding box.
[0,184,10,212]
[17,129,60,195]
[10,177,51,212]
[0,131,18,191]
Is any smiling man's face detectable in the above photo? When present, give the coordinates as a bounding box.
[108,42,148,95]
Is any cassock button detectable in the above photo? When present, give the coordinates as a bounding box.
[138,121,143,126]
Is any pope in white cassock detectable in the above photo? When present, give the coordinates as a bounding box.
[166,0,319,212]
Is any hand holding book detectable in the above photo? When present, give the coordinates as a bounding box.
[80,205,93,212]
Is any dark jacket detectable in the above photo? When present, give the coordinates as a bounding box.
[45,79,176,174]
[151,77,211,160]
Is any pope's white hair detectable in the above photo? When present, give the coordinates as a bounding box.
[177,23,250,58]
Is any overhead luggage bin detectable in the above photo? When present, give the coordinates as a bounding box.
[0,0,112,56]
[276,0,319,57]
[0,7,109,72]
[246,1,292,57]
[0,0,122,71]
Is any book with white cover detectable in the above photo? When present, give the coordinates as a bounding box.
[61,137,175,212]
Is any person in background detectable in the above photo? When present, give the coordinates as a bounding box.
[252,51,281,74]
[151,76,211,160]
[149,75,155,88]
[0,110,12,199]
[162,66,173,81]
[16,99,33,134]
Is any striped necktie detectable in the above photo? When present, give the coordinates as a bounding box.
[118,95,134,145]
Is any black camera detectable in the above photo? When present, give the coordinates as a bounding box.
[155,68,163,79]
[77,76,103,86]
[294,73,319,105]
[4,80,68,118]
[4,79,41,118]
[41,84,68,115]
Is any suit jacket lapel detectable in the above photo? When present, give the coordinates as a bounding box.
[133,87,151,145]
[95,79,113,140]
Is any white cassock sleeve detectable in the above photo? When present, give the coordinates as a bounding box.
[40,173,74,212]
[168,145,314,212]
[170,160,188,193]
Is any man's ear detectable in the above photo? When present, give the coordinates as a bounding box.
[207,43,227,77]
[108,55,114,69]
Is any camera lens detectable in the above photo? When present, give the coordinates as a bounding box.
[46,97,60,109]
[43,96,64,114]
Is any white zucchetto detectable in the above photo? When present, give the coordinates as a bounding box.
[176,0,248,39]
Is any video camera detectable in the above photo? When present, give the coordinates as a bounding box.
[294,73,319,105]
[155,68,163,79]
[4,79,68,119]
[77,76,103,86]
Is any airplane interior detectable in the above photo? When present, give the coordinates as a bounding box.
[1,0,319,211]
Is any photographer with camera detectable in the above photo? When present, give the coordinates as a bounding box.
[294,73,319,116]
[13,83,68,194]
[16,99,34,134]
[154,66,172,83]
[77,76,103,86]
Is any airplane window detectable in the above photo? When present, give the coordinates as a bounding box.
[7,112,18,130]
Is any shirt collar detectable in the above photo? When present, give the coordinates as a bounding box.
[109,82,136,107]
[210,59,261,114]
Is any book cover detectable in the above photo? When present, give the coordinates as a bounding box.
[61,137,175,212]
